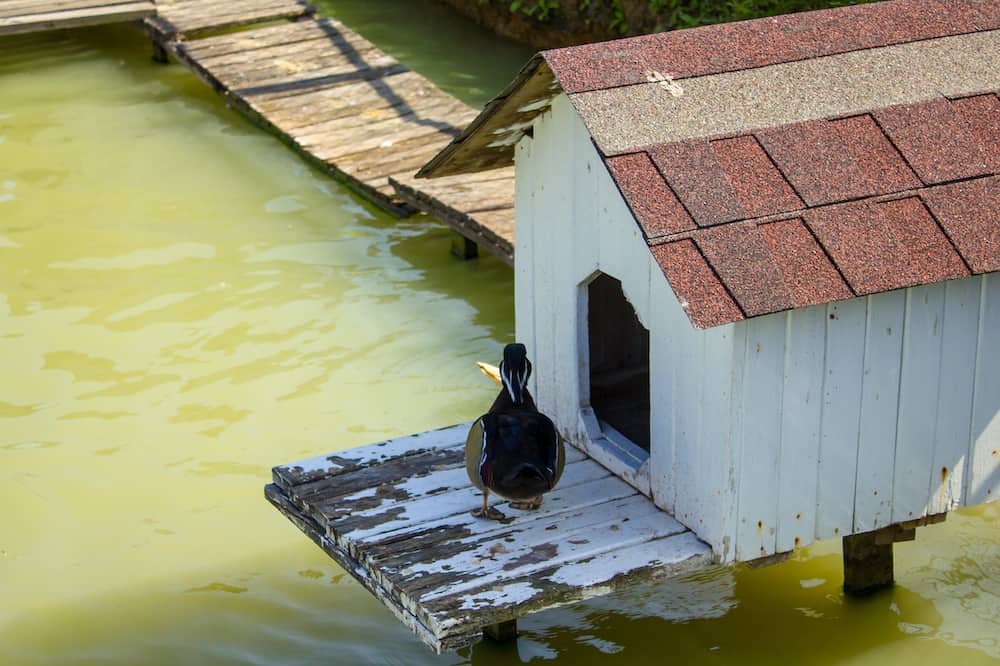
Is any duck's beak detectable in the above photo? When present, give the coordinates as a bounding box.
[477,362,503,387]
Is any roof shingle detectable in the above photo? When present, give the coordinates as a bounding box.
[875,94,1000,184]
[756,115,921,206]
[922,176,1000,274]
[804,197,969,295]
[651,240,744,329]
[604,152,696,239]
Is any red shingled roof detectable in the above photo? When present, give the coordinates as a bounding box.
[543,0,1000,93]
[553,0,1000,328]
[419,0,999,329]
[616,93,999,327]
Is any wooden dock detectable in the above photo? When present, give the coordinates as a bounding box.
[265,422,712,652]
[141,0,517,247]
[0,0,155,35]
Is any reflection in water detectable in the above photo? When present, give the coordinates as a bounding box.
[0,13,998,666]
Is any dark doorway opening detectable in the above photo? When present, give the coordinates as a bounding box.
[587,273,650,451]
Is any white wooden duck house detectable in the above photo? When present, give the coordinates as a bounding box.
[267,0,999,652]
[419,0,1000,565]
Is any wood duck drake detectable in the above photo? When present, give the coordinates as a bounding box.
[466,343,565,521]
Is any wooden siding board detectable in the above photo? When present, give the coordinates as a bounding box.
[670,306,706,539]
[892,284,947,523]
[552,97,584,432]
[514,134,535,398]
[735,314,786,560]
[532,106,560,422]
[649,277,681,515]
[929,277,982,514]
[697,324,740,559]
[776,306,825,552]
[816,298,867,539]
[853,291,906,532]
[970,273,1000,505]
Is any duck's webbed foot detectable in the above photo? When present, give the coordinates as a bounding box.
[510,496,543,511]
[471,493,511,522]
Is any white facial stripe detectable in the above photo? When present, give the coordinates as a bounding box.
[501,361,517,403]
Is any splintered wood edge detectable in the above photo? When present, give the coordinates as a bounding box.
[271,421,472,489]
[265,483,482,653]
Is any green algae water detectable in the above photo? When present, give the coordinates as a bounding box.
[1,6,998,665]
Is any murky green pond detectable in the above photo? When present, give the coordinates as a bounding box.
[1,4,998,664]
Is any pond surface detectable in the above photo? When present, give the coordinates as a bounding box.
[1,5,998,665]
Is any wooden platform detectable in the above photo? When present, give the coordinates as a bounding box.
[141,2,518,244]
[0,0,155,35]
[265,422,712,652]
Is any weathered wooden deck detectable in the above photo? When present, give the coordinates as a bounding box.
[0,0,155,35]
[141,1,517,244]
[265,422,712,652]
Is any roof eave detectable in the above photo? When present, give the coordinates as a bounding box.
[417,54,562,179]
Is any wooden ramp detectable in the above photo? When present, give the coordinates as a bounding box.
[143,2,518,239]
[265,423,712,652]
[0,0,155,35]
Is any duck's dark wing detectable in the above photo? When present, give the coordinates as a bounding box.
[478,412,561,500]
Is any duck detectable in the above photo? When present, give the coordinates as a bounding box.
[466,343,565,521]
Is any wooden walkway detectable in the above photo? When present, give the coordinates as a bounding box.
[266,423,712,652]
[0,0,155,35]
[142,0,516,250]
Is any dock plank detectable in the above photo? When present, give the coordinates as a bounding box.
[267,424,711,652]
[145,0,312,39]
[0,0,154,34]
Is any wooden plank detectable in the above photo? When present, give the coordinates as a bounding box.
[290,98,470,150]
[152,0,310,37]
[420,531,711,638]
[290,447,467,510]
[330,458,613,547]
[816,297,867,540]
[272,421,470,489]
[775,305,825,552]
[313,445,590,529]
[735,313,785,561]
[853,290,905,533]
[0,0,141,18]
[0,1,153,34]
[249,71,433,121]
[929,277,980,513]
[397,496,688,602]
[179,17,353,59]
[892,283,946,523]
[969,273,1000,505]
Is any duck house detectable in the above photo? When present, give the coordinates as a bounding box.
[419,0,1000,564]
[268,0,1000,651]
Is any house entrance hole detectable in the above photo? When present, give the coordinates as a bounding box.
[587,273,650,451]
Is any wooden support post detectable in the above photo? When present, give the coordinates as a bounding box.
[843,514,946,596]
[842,531,894,595]
[151,40,168,64]
[451,234,479,261]
[483,619,517,642]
